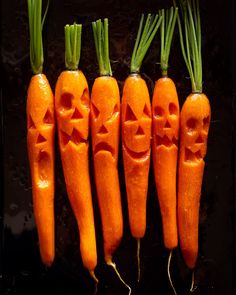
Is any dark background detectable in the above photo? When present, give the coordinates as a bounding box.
[1,0,235,294]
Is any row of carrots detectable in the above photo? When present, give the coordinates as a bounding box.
[26,0,211,294]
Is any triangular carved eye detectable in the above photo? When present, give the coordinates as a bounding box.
[60,130,70,146]
[28,115,36,129]
[91,102,100,119]
[125,104,137,121]
[143,104,151,118]
[169,103,178,115]
[43,109,53,124]
[154,106,164,117]
[71,108,83,119]
[112,103,119,115]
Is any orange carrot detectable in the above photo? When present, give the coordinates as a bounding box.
[27,0,55,267]
[91,19,130,293]
[176,0,211,271]
[152,7,179,252]
[55,24,97,279]
[121,14,162,282]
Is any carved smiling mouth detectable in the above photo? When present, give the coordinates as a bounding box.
[94,142,114,157]
[155,135,178,148]
[123,143,150,160]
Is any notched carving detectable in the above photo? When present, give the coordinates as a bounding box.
[156,135,177,148]
[91,102,100,119]
[60,128,86,147]
[28,115,36,129]
[186,118,198,132]
[184,148,202,162]
[154,106,164,118]
[60,92,73,110]
[98,125,108,135]
[135,126,145,136]
[112,103,119,115]
[164,120,171,128]
[195,135,204,144]
[125,104,137,121]
[81,88,89,107]
[38,151,50,186]
[169,103,178,115]
[43,109,53,124]
[71,108,83,120]
[36,134,47,144]
[143,103,151,118]
[94,142,114,156]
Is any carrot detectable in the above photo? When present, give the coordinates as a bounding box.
[27,0,55,267]
[55,23,97,283]
[151,6,179,294]
[121,14,162,282]
[175,0,211,274]
[91,19,130,294]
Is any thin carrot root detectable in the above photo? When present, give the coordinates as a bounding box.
[167,250,178,295]
[107,260,132,295]
[137,238,141,283]
[89,270,99,295]
[190,270,197,293]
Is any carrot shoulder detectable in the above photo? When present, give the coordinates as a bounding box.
[55,24,97,273]
[27,0,55,267]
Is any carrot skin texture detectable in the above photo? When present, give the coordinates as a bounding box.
[122,74,151,239]
[152,77,179,250]
[178,93,211,269]
[27,74,55,267]
[91,76,123,263]
[55,70,97,271]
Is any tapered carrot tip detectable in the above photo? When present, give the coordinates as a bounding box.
[89,270,99,295]
[106,259,132,295]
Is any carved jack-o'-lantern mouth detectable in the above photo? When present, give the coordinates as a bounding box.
[184,148,203,163]
[94,142,114,157]
[123,143,150,160]
[155,134,178,148]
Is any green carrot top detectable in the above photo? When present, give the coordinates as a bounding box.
[130,13,162,74]
[27,0,49,74]
[175,0,202,93]
[159,7,178,77]
[92,18,112,76]
[64,23,82,71]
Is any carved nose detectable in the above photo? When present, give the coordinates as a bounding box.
[195,134,204,143]
[136,126,145,135]
[98,124,108,134]
[164,120,171,128]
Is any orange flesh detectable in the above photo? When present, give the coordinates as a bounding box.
[152,77,179,250]
[27,74,55,266]
[91,76,123,262]
[178,92,211,269]
[55,70,97,271]
[121,74,151,239]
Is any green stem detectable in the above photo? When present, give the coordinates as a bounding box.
[174,0,202,93]
[160,6,178,77]
[28,0,49,74]
[92,18,112,76]
[64,23,82,70]
[130,13,162,74]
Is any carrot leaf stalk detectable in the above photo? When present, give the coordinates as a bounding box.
[90,270,99,295]
[107,261,132,295]
[167,250,178,295]
[130,13,162,74]
[27,0,50,74]
[159,7,178,77]
[174,0,202,93]
[92,18,112,76]
[64,23,82,70]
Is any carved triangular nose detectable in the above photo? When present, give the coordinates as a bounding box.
[136,126,145,135]
[195,134,204,143]
[164,120,171,128]
[98,124,108,134]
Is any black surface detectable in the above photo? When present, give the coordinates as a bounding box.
[1,0,235,294]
